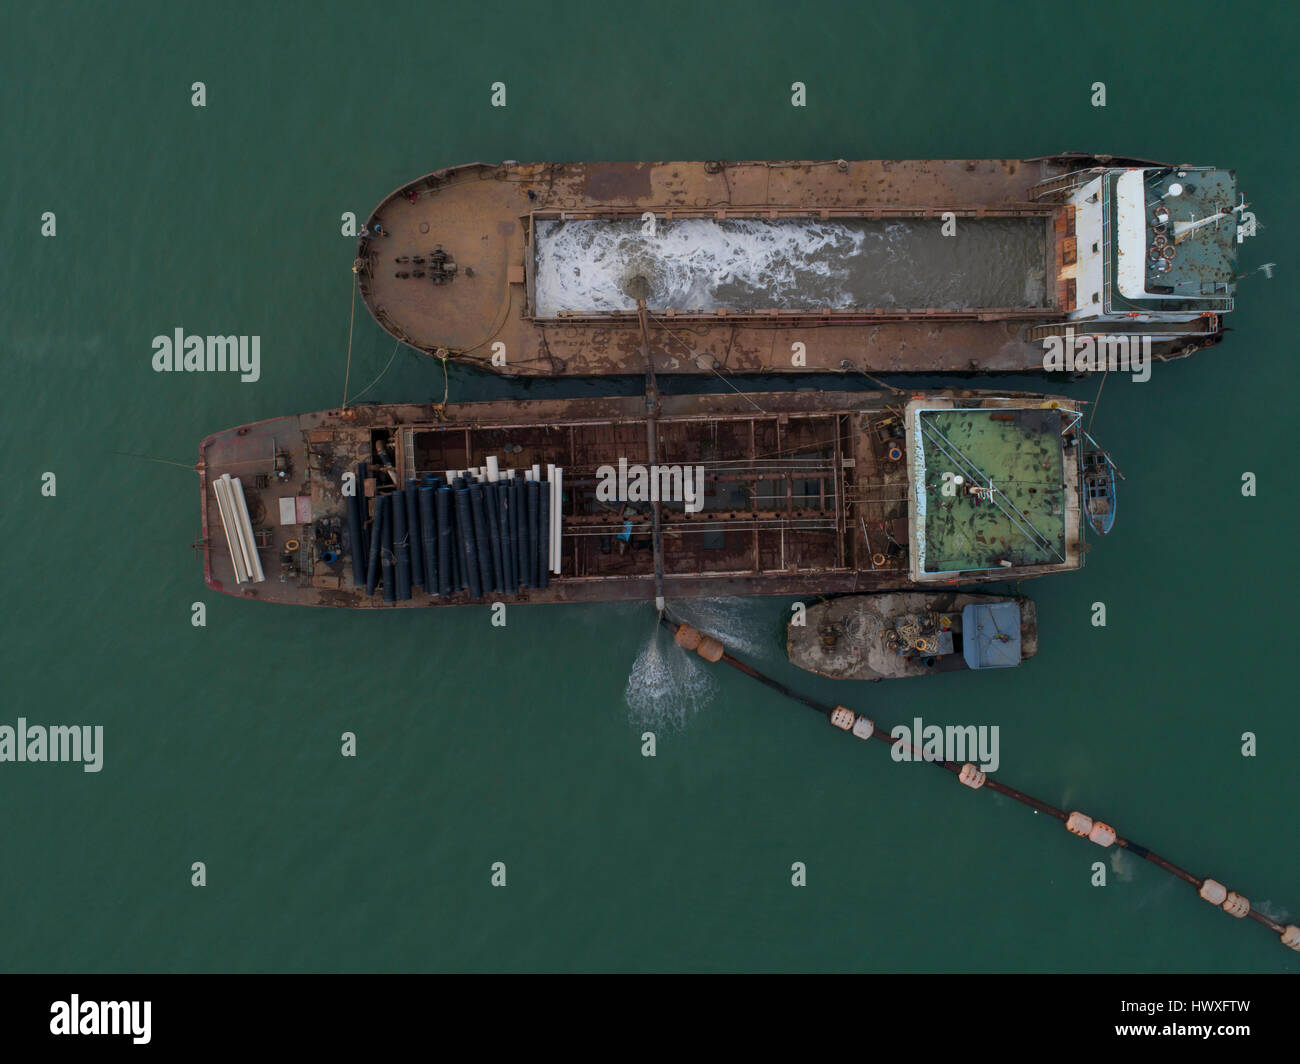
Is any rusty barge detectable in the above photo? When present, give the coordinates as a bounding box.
[355,155,1246,376]
[198,390,1104,608]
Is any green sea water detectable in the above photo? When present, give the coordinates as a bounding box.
[1,0,1296,973]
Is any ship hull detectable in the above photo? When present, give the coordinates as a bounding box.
[356,156,1223,377]
[198,390,1090,609]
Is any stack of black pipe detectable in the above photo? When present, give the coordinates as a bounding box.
[356,466,556,602]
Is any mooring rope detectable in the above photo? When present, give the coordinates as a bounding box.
[341,273,358,409]
[344,340,401,407]
[659,615,1299,953]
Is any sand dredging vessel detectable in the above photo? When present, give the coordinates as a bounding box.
[198,389,1111,608]
[356,155,1245,376]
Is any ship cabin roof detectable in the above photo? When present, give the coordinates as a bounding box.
[906,399,1081,581]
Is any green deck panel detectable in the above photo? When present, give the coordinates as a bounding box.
[919,409,1066,572]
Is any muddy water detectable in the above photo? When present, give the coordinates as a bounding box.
[535,216,1047,315]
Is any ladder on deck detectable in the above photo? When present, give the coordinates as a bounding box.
[1030,167,1105,202]
[402,428,416,483]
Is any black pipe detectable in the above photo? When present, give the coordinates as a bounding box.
[525,480,539,589]
[454,486,481,599]
[365,492,384,595]
[511,478,525,588]
[392,488,413,601]
[419,486,438,596]
[346,486,366,588]
[380,495,396,603]
[357,461,370,565]
[537,482,551,590]
[353,460,369,559]
[484,482,505,593]
[500,483,516,594]
[435,486,453,597]
[452,477,467,590]
[468,482,495,594]
[404,479,423,590]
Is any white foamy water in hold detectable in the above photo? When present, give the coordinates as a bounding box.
[534,217,1046,316]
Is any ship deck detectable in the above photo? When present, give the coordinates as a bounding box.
[355,158,1217,376]
[198,391,1085,609]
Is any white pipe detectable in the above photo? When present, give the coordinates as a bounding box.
[486,456,499,482]
[216,476,252,582]
[531,464,540,482]
[229,476,266,582]
[546,464,557,571]
[212,477,246,583]
[553,466,563,574]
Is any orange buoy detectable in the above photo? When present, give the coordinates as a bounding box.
[830,706,855,731]
[959,763,986,789]
[1222,891,1250,918]
[1088,821,1116,847]
[1066,811,1092,837]
[285,539,300,552]
[674,624,702,650]
[871,552,886,567]
[1198,879,1228,905]
[696,635,724,662]
[1282,926,1300,951]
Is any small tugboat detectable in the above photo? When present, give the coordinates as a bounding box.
[1080,439,1118,535]
[787,593,1037,681]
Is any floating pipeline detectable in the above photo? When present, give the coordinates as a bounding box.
[662,616,1300,954]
